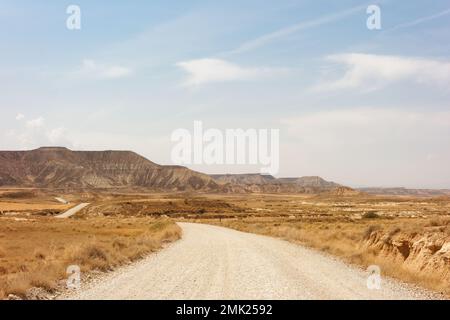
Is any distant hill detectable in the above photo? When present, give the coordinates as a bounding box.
[211,174,346,194]
[278,176,340,188]
[358,187,450,197]
[0,147,219,191]
[210,174,276,185]
[0,147,352,194]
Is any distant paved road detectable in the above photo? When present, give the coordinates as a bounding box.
[64,223,439,300]
[55,203,90,219]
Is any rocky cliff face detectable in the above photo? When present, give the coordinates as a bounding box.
[211,174,345,193]
[363,229,450,289]
[0,147,219,191]
[0,147,351,193]
[210,174,276,185]
[278,176,340,188]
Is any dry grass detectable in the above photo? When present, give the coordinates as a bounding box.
[159,191,450,297]
[70,191,450,296]
[81,196,243,217]
[0,201,71,212]
[1,189,449,298]
[0,216,181,299]
[201,216,450,296]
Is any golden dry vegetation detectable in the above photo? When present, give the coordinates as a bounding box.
[0,196,181,299]
[0,190,78,215]
[190,194,450,296]
[1,188,449,298]
[70,191,450,296]
[201,216,449,295]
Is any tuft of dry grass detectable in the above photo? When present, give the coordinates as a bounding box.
[0,216,181,299]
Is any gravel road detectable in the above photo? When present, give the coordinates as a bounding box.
[63,223,438,300]
[55,203,90,218]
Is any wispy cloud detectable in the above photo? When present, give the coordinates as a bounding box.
[281,107,450,188]
[47,127,69,145]
[26,116,45,129]
[283,108,450,144]
[315,53,450,91]
[226,5,366,55]
[176,58,288,87]
[390,8,450,31]
[15,113,24,121]
[7,115,74,149]
[72,59,133,80]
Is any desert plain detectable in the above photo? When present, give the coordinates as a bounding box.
[0,188,448,299]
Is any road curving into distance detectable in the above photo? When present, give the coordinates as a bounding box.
[55,203,90,219]
[63,222,439,300]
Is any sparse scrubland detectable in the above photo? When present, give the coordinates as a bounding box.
[0,213,181,299]
[193,195,450,296]
[0,189,449,298]
[67,192,450,296]
[203,216,449,296]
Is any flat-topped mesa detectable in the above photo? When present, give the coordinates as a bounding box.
[209,173,352,194]
[0,147,218,190]
[278,176,340,188]
[211,174,276,185]
[36,146,70,151]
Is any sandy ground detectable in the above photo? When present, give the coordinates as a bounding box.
[63,223,439,300]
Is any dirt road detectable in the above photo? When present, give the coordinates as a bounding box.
[64,223,437,300]
[55,203,90,218]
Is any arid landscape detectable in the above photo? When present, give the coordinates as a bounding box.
[0,180,449,299]
[2,0,450,309]
[0,189,182,299]
[0,148,448,299]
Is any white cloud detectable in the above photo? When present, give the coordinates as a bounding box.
[47,127,68,144]
[316,53,450,91]
[26,117,45,128]
[176,58,288,86]
[73,59,132,80]
[281,108,450,188]
[15,113,24,120]
[5,116,74,150]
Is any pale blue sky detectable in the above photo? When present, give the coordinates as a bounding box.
[1,1,450,188]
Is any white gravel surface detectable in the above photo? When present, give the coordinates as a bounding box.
[63,222,440,300]
[55,203,90,218]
